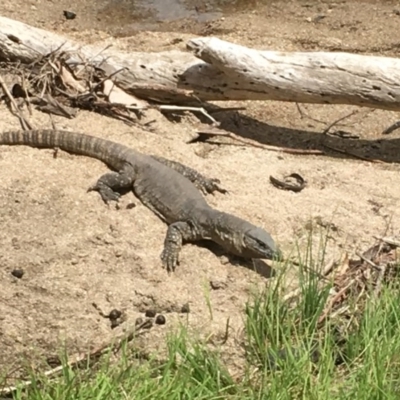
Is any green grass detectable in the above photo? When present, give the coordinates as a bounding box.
[3,246,400,400]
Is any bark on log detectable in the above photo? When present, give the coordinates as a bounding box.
[1,16,400,110]
[187,37,400,111]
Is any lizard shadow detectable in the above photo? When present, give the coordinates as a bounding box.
[190,107,400,164]
[195,240,276,279]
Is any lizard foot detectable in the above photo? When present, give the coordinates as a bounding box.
[160,249,179,273]
[199,178,228,196]
[87,183,121,204]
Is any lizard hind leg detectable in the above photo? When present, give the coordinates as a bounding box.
[151,156,227,195]
[88,171,134,204]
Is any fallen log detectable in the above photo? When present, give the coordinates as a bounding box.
[1,16,400,110]
[187,37,400,111]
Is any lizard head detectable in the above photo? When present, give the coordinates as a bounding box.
[241,226,282,261]
[206,211,282,261]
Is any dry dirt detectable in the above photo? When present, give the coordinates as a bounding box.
[1,0,400,382]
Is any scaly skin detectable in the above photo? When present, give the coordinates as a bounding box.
[0,129,281,271]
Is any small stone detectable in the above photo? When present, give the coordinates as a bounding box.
[181,303,190,313]
[11,269,24,279]
[114,250,123,258]
[155,315,166,325]
[46,356,61,367]
[110,319,120,329]
[210,280,226,290]
[63,10,76,20]
[312,14,326,23]
[109,309,122,320]
[145,309,156,318]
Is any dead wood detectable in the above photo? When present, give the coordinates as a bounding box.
[2,17,400,111]
[0,16,213,105]
[187,37,400,110]
[193,126,325,155]
[286,240,399,333]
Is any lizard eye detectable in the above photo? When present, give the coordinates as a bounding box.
[257,238,269,247]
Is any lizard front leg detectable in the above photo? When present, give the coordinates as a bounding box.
[161,221,201,272]
[151,156,227,195]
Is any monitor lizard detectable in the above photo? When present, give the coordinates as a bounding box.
[0,129,281,271]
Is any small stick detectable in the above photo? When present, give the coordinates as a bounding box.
[21,72,33,116]
[197,128,324,155]
[0,74,32,130]
[74,44,114,76]
[321,258,339,277]
[321,143,385,164]
[157,105,219,125]
[322,110,359,135]
[90,67,128,93]
[295,103,326,125]
[373,264,387,297]
[356,252,382,271]
[283,287,301,302]
[318,280,354,325]
[221,317,230,345]
[382,120,400,135]
[283,258,337,302]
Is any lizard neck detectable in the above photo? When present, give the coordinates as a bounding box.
[199,209,246,255]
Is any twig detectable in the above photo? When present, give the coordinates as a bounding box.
[196,127,324,155]
[295,103,326,124]
[322,258,339,277]
[356,252,382,272]
[74,44,113,77]
[283,258,337,302]
[318,280,355,325]
[157,105,219,125]
[90,67,128,93]
[373,264,387,297]
[26,41,69,72]
[221,317,230,345]
[322,110,359,135]
[208,106,246,113]
[0,74,32,130]
[283,287,301,302]
[21,72,33,116]
[382,120,400,135]
[321,143,385,164]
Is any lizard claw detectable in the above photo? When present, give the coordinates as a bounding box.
[209,179,228,195]
[160,250,179,273]
[201,178,228,196]
[87,183,121,204]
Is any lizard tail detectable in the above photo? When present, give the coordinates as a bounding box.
[0,129,128,170]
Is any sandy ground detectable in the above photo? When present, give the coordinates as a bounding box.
[1,0,400,382]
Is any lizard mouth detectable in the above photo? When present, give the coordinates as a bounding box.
[243,232,282,261]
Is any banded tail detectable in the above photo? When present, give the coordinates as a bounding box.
[0,129,130,170]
